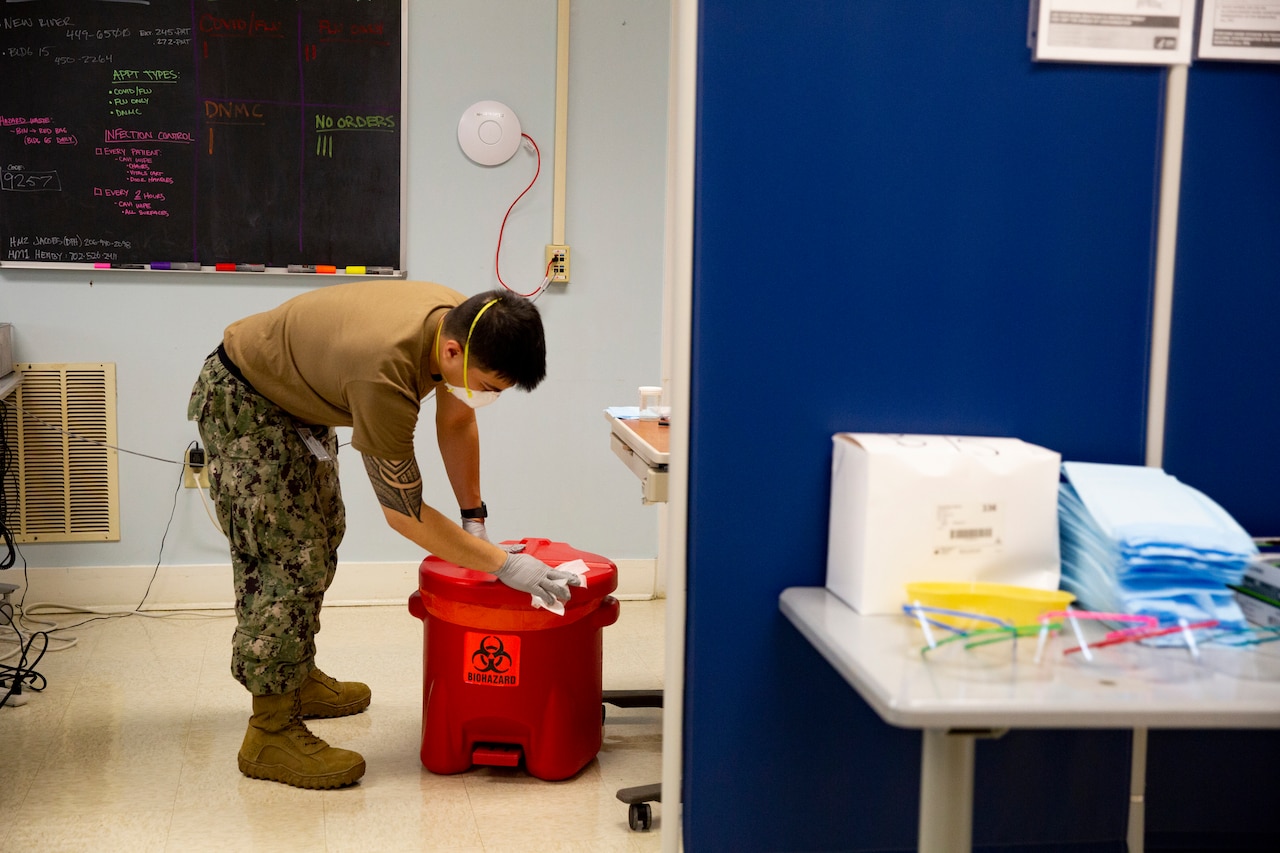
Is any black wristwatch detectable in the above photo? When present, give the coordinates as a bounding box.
[460,502,488,520]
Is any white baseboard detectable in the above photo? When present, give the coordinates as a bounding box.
[5,557,659,612]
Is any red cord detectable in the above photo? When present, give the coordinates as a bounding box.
[495,133,544,297]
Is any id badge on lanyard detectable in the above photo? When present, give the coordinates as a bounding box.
[295,425,333,461]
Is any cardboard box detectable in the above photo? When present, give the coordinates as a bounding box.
[0,323,12,379]
[825,433,1063,615]
[1236,589,1280,628]
[1241,557,1280,598]
[1234,557,1280,627]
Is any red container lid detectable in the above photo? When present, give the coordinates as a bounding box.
[418,538,617,608]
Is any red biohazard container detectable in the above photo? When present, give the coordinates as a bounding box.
[407,538,619,781]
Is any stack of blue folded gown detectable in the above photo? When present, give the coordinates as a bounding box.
[1058,461,1254,631]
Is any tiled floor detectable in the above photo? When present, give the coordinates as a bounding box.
[1,598,665,852]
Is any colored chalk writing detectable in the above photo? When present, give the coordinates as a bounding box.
[0,1,403,269]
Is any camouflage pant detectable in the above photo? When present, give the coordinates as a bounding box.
[188,351,345,696]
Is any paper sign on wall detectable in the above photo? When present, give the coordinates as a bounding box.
[1197,0,1280,62]
[1031,0,1195,65]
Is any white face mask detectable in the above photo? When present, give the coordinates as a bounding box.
[444,384,500,409]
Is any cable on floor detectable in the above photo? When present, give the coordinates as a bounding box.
[6,455,224,658]
[1,397,18,572]
[1,597,48,709]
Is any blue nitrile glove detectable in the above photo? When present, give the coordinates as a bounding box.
[462,519,525,553]
[496,553,585,606]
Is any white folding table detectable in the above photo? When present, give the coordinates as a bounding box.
[604,408,670,829]
[605,410,669,505]
[779,586,1280,853]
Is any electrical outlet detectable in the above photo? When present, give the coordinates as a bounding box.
[183,464,209,489]
[183,447,209,489]
[544,244,570,284]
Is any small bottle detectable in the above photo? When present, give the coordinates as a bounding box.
[638,386,663,421]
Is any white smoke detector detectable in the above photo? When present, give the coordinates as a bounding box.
[458,100,522,166]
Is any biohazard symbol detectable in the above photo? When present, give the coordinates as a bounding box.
[471,635,514,674]
[463,630,519,685]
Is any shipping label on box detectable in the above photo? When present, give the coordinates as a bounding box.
[825,433,1063,615]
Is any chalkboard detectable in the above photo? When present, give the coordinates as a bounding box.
[0,0,405,271]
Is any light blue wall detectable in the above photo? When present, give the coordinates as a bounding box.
[0,1,669,571]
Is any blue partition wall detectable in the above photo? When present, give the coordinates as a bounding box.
[1151,63,1280,852]
[1164,64,1280,535]
[687,2,1160,851]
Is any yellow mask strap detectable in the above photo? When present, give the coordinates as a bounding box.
[461,298,500,397]
[433,311,445,369]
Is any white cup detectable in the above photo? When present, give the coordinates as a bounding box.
[638,386,663,420]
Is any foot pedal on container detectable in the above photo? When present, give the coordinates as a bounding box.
[472,743,522,767]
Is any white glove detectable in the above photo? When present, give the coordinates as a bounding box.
[496,553,585,606]
[462,519,525,553]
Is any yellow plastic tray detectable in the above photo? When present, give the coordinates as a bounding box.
[904,581,1075,630]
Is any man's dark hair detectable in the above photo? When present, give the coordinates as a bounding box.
[443,289,546,390]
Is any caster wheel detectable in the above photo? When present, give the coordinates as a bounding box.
[628,802,653,832]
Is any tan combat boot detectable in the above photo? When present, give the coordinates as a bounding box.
[238,690,366,789]
[299,667,372,719]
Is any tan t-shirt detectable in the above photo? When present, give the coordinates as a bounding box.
[222,280,464,459]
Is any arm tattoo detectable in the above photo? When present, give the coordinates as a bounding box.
[363,455,423,520]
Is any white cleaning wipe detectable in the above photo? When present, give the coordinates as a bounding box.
[531,559,590,616]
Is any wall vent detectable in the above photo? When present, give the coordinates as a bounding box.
[2,363,120,543]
